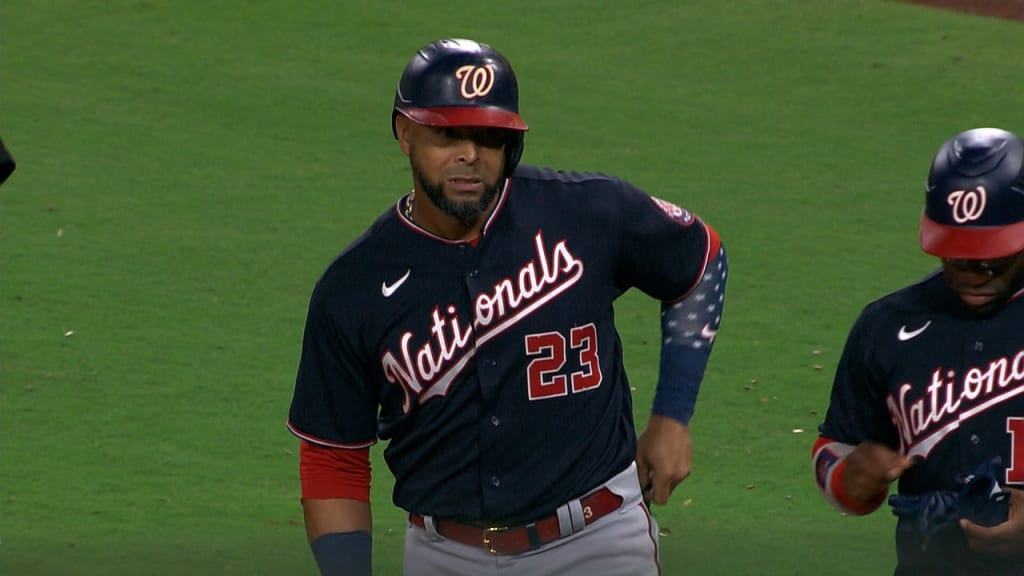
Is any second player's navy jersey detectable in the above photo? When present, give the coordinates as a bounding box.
[820,270,1024,496]
[288,164,714,523]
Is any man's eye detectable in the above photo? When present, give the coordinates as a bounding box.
[478,132,506,149]
[434,127,505,149]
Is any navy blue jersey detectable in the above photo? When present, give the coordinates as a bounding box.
[288,164,715,524]
[819,270,1024,574]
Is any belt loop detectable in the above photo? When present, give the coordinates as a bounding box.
[422,515,444,541]
[555,503,573,538]
[525,523,541,551]
[567,498,586,534]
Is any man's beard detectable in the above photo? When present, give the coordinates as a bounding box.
[412,160,502,227]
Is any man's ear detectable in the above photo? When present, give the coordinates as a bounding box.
[394,115,412,156]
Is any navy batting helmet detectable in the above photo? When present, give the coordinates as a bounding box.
[920,127,1024,260]
[392,38,528,176]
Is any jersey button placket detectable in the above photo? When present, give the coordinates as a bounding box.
[959,325,983,469]
[465,248,505,504]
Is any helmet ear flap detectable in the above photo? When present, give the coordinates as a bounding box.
[505,132,524,178]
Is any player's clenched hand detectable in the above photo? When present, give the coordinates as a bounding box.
[841,441,914,505]
[636,415,691,506]
[961,488,1024,557]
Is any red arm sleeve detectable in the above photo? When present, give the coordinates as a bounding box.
[812,436,886,516]
[299,440,371,502]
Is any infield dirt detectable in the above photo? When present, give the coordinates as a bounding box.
[902,0,1024,20]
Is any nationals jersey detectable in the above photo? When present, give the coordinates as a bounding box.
[819,270,1024,574]
[288,164,715,524]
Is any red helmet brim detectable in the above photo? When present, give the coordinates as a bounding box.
[920,212,1024,259]
[398,107,528,132]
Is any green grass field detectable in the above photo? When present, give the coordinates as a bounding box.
[2,1,1023,574]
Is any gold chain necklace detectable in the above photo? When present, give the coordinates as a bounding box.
[404,190,415,221]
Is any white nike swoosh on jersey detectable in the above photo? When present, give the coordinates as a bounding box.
[700,322,717,340]
[897,321,932,342]
[382,269,411,298]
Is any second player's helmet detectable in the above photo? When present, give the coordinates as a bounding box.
[920,127,1024,259]
[392,38,529,177]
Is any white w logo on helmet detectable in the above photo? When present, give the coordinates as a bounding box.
[947,186,987,223]
[455,64,496,99]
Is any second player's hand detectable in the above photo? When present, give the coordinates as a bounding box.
[842,441,914,505]
[636,415,692,506]
[961,488,1024,557]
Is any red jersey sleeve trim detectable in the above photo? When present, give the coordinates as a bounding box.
[299,440,371,502]
[667,220,722,303]
[287,420,376,450]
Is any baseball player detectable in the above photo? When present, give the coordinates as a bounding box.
[286,38,728,576]
[813,127,1024,575]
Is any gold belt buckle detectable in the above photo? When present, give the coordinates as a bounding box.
[482,526,510,554]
